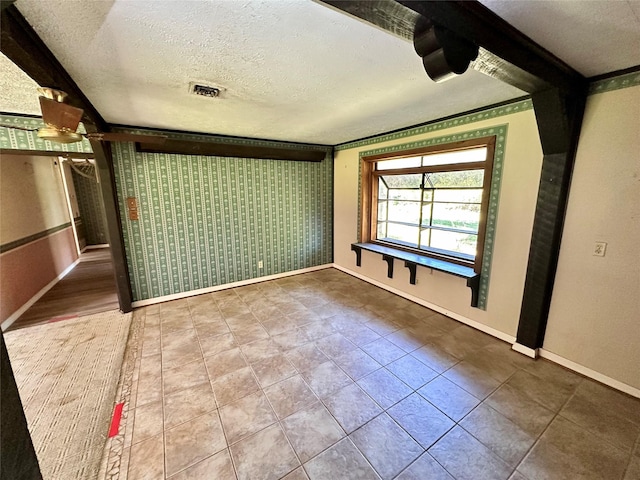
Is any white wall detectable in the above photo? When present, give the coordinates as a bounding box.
[333,108,543,340]
[0,155,70,244]
[545,86,640,390]
[0,154,79,324]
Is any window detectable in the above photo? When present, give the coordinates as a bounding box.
[360,137,495,272]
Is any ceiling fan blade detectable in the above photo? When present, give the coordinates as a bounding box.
[86,132,167,144]
[39,96,84,131]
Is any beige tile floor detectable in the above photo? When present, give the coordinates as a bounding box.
[122,268,640,480]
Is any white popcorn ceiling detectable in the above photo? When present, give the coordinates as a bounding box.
[2,0,638,145]
[0,52,41,116]
[479,0,640,78]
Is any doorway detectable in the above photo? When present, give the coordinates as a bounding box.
[0,154,119,331]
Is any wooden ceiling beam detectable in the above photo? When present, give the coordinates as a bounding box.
[319,1,589,353]
[0,4,106,132]
[397,0,586,94]
[136,139,328,162]
[319,0,587,95]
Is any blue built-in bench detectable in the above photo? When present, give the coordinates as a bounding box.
[350,242,480,308]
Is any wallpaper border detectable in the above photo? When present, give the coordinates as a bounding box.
[337,99,530,152]
[356,124,509,311]
[0,222,72,254]
[589,70,640,95]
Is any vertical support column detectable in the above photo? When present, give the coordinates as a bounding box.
[91,140,133,312]
[1,330,43,480]
[516,88,586,351]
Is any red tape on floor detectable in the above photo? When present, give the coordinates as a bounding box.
[108,402,124,438]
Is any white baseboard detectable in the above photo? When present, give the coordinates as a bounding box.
[539,348,640,399]
[1,257,81,332]
[512,343,538,359]
[131,264,333,308]
[331,264,516,344]
[85,244,109,250]
[331,264,640,399]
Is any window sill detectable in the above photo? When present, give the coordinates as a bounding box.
[350,242,481,308]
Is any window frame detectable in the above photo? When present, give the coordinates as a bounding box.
[360,136,496,274]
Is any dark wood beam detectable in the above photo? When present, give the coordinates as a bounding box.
[397,1,586,94]
[319,0,587,95]
[136,139,327,162]
[320,0,589,351]
[1,5,106,131]
[91,140,134,311]
[516,88,586,349]
[1,4,133,313]
[1,0,16,12]
[1,330,43,480]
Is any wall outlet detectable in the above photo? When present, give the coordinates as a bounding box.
[593,241,607,257]
[258,260,263,269]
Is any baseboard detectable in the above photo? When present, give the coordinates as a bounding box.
[512,343,538,359]
[331,264,639,398]
[1,257,81,331]
[539,348,640,399]
[131,264,333,308]
[85,244,109,250]
[331,264,516,344]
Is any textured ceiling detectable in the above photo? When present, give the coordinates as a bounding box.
[479,0,640,77]
[2,1,638,145]
[5,0,524,145]
[0,52,41,116]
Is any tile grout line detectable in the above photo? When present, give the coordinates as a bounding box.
[508,372,585,478]
[621,431,640,479]
[452,364,530,479]
[124,270,633,480]
[193,297,238,479]
[115,308,145,480]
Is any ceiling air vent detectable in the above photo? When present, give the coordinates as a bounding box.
[189,82,223,98]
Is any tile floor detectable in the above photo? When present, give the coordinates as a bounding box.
[122,268,640,480]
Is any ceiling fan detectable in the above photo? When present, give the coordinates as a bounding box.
[2,88,167,144]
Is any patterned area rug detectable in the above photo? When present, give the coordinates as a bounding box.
[4,310,132,480]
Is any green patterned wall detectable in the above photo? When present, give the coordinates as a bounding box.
[112,143,333,302]
[72,170,108,245]
[0,114,93,153]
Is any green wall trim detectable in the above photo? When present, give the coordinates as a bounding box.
[0,222,72,254]
[589,70,640,95]
[356,124,509,311]
[337,68,638,153]
[0,114,93,153]
[112,143,333,302]
[337,99,530,152]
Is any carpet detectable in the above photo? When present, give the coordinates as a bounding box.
[4,310,132,480]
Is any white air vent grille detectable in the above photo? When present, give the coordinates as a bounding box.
[189,83,223,98]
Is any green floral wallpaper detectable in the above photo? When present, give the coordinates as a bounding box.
[112,142,333,302]
[72,170,108,245]
[0,114,93,153]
